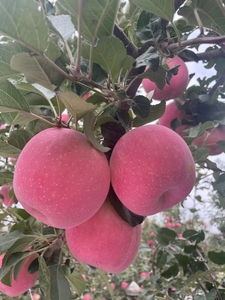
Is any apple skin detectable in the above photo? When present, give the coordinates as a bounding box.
[65,200,142,274]
[110,125,196,216]
[158,101,189,134]
[0,253,38,297]
[142,56,189,100]
[0,185,14,207]
[13,127,110,229]
[192,125,225,156]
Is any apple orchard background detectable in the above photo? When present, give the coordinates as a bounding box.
[1,0,225,300]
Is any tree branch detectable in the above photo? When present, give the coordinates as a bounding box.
[166,35,225,53]
[113,23,139,58]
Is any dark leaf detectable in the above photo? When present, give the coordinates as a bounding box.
[212,173,225,197]
[101,121,126,160]
[0,230,24,253]
[175,254,190,274]
[156,250,167,269]
[208,251,225,265]
[183,229,205,243]
[131,95,150,119]
[49,265,72,300]
[161,263,179,279]
[134,47,159,70]
[108,186,144,227]
[133,101,166,127]
[136,11,163,43]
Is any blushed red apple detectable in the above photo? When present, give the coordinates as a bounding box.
[192,125,225,156]
[142,56,189,100]
[13,127,110,229]
[158,101,189,134]
[66,200,142,274]
[110,125,196,216]
[0,185,14,207]
[0,253,38,297]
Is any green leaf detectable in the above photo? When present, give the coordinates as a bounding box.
[206,289,217,300]
[0,0,48,53]
[131,96,150,119]
[0,42,27,82]
[183,229,205,243]
[49,265,72,300]
[7,130,32,151]
[62,265,86,296]
[138,65,166,90]
[186,270,212,286]
[161,263,179,279]
[58,91,97,121]
[136,11,163,43]
[0,230,24,253]
[132,0,175,22]
[0,252,26,282]
[192,146,210,162]
[208,251,225,265]
[38,256,51,299]
[3,237,36,263]
[83,112,110,153]
[93,36,134,82]
[0,80,30,113]
[0,139,21,158]
[175,254,190,274]
[212,173,225,197]
[133,101,166,127]
[178,0,225,35]
[56,0,119,42]
[0,170,14,186]
[11,53,57,91]
[156,250,167,269]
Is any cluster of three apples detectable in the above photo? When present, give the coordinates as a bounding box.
[12,122,195,274]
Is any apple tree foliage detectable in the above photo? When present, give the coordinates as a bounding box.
[0,0,225,299]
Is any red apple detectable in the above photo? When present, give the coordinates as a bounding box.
[83,294,92,300]
[121,281,129,289]
[150,231,155,237]
[167,222,175,228]
[0,253,38,297]
[65,200,142,274]
[142,56,189,100]
[175,223,181,228]
[158,101,189,134]
[147,240,155,248]
[140,272,150,278]
[0,185,14,207]
[192,125,225,156]
[13,127,110,229]
[110,125,196,216]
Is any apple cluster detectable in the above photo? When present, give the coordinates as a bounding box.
[10,124,195,281]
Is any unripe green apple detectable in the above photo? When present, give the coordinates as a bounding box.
[0,185,14,207]
[13,127,110,229]
[142,56,189,100]
[192,125,225,156]
[66,200,142,273]
[0,253,38,297]
[158,101,189,134]
[110,125,195,216]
